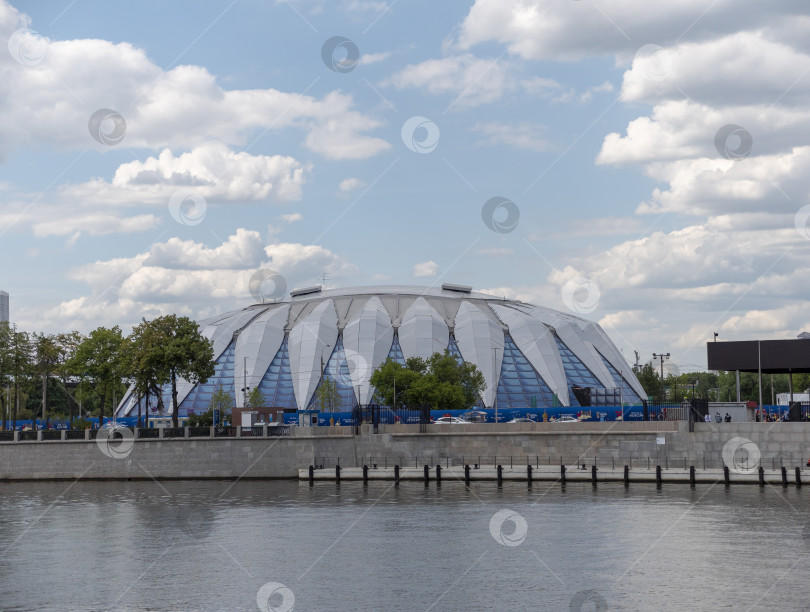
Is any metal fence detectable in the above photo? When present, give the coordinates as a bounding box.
[352,404,431,434]
[312,452,810,471]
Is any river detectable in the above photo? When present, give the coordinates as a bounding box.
[0,479,807,611]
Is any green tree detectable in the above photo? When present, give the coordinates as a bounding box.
[126,316,215,427]
[316,377,339,415]
[245,387,265,409]
[54,331,84,427]
[369,351,486,411]
[65,326,126,427]
[126,319,171,427]
[33,333,61,427]
[147,315,215,428]
[209,386,233,426]
[635,362,662,402]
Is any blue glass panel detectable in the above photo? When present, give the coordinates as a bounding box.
[255,336,298,409]
[385,334,405,365]
[447,335,465,366]
[178,341,236,415]
[554,336,623,407]
[495,334,555,409]
[598,352,642,404]
[308,336,359,411]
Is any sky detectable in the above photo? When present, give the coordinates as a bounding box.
[1,0,810,374]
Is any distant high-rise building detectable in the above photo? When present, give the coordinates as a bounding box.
[0,291,8,322]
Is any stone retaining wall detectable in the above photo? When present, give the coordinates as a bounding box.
[0,422,807,480]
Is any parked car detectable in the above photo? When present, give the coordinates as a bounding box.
[552,416,579,423]
[433,416,471,425]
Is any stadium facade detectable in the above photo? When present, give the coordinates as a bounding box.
[115,285,645,417]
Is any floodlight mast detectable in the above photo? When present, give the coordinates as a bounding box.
[652,352,671,384]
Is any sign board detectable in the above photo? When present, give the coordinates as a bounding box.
[656,437,665,445]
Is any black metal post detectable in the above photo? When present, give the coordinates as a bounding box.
[758,466,765,486]
[724,466,730,486]
[363,464,368,484]
[436,465,441,483]
[394,464,400,483]
[464,464,470,484]
[656,465,662,485]
[561,464,566,483]
[781,466,788,487]
[527,464,532,486]
[424,465,429,482]
[796,467,802,487]
[591,465,597,485]
[497,464,503,485]
[335,465,341,482]
[689,466,695,486]
[308,465,314,484]
[623,465,629,485]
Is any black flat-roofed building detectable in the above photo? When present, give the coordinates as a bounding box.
[707,337,810,408]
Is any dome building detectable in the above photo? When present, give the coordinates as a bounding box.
[115,284,645,417]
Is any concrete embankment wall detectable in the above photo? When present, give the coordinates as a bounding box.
[0,422,808,480]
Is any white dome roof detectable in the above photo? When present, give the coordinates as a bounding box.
[117,285,645,415]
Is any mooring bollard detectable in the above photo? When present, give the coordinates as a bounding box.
[624,465,630,485]
[689,466,696,486]
[497,464,503,485]
[796,467,802,487]
[335,465,341,482]
[758,466,765,486]
[724,466,730,486]
[308,465,314,484]
[527,464,533,485]
[781,466,788,487]
[363,465,368,484]
[591,465,597,485]
[465,464,471,484]
[656,465,662,486]
[436,465,441,483]
[394,464,400,483]
[424,465,429,482]
[561,464,566,483]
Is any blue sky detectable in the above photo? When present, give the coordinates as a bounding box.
[2,0,810,373]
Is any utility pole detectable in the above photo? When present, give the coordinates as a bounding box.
[652,352,670,382]
[633,350,640,372]
[652,352,670,401]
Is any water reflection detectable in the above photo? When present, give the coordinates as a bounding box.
[0,480,806,611]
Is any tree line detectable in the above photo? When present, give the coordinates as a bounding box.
[0,315,215,430]
[634,362,810,404]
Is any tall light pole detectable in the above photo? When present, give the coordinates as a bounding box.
[320,344,332,418]
[652,352,670,402]
[493,348,499,424]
